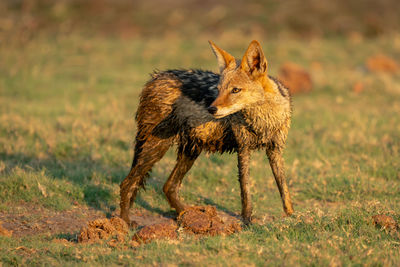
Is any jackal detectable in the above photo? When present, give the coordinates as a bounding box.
[120,40,294,225]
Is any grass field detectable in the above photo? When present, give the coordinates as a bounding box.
[0,33,400,265]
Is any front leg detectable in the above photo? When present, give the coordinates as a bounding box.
[238,147,252,224]
[266,145,294,216]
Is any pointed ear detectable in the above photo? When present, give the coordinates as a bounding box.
[209,40,236,73]
[240,40,268,77]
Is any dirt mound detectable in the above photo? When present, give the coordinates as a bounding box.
[352,81,364,94]
[278,62,312,94]
[78,206,241,246]
[78,217,129,243]
[0,221,13,237]
[372,215,398,231]
[177,206,242,236]
[366,55,399,73]
[130,206,241,245]
[132,220,178,244]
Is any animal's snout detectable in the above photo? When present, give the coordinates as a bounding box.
[207,106,218,115]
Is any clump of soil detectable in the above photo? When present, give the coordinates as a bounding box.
[372,215,398,231]
[278,62,312,94]
[78,206,241,246]
[177,206,242,236]
[0,221,13,237]
[366,55,399,73]
[132,220,178,244]
[130,206,241,245]
[78,217,129,243]
[352,81,364,94]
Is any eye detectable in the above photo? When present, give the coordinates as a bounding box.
[231,87,242,94]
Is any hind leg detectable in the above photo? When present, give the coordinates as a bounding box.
[266,146,294,216]
[120,137,171,224]
[163,148,200,214]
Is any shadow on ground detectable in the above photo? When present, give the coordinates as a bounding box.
[0,151,124,213]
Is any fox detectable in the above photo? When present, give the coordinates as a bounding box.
[120,40,294,225]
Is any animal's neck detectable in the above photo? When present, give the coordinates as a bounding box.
[259,75,276,94]
[241,103,278,135]
[241,77,288,134]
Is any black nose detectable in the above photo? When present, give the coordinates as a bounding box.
[207,106,218,115]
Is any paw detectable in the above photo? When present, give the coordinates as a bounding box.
[120,213,131,224]
[242,216,252,226]
[283,208,294,217]
[128,220,138,228]
[242,215,264,226]
[284,205,294,216]
[120,215,138,228]
[249,216,263,225]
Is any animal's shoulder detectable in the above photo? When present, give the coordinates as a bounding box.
[155,69,220,107]
[153,69,219,86]
[165,69,219,82]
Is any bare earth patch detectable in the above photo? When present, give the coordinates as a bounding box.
[2,204,241,246]
[0,221,13,237]
[0,204,104,238]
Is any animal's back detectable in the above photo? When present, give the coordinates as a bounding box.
[136,69,219,125]
[136,70,224,147]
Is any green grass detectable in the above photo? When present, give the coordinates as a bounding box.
[0,34,399,265]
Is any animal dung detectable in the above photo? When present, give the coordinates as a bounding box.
[78,217,129,243]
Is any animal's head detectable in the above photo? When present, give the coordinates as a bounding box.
[207,40,272,118]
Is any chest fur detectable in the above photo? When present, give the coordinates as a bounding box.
[185,107,287,153]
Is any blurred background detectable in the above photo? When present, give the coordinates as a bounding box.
[0,1,400,264]
[2,0,400,94]
[2,0,400,39]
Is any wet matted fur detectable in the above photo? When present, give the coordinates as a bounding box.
[120,40,294,225]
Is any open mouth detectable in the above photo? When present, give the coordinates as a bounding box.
[212,112,231,119]
[213,114,225,119]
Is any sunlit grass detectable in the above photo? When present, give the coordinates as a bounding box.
[0,34,399,265]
